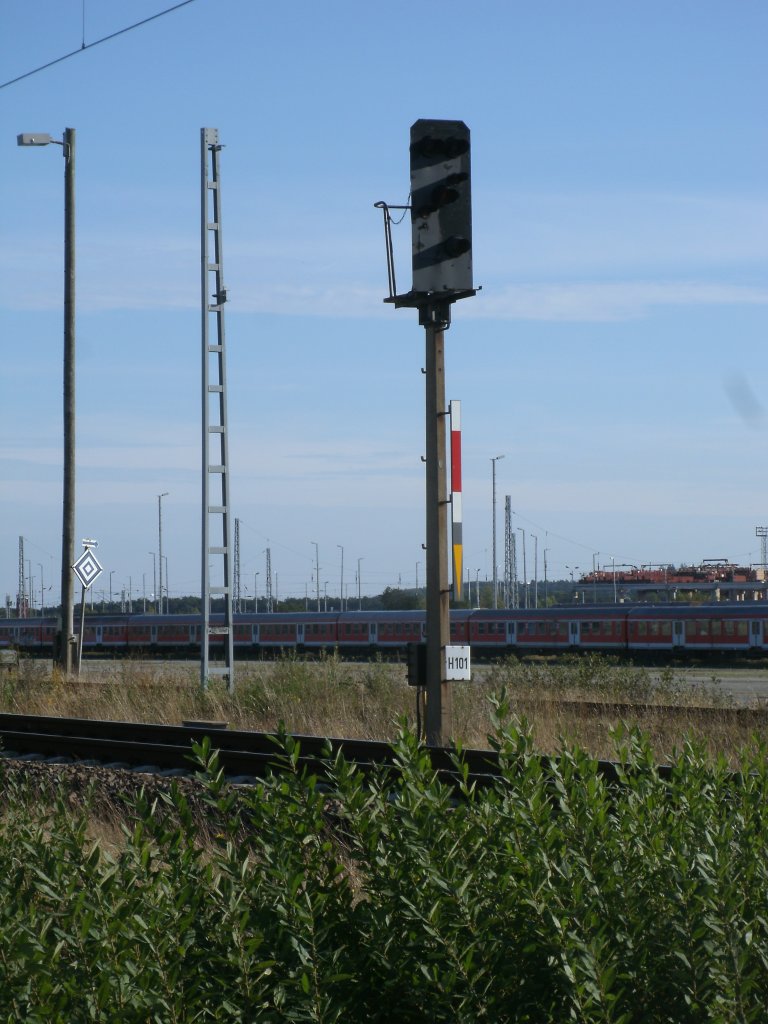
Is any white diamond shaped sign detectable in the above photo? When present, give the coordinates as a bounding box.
[72,548,103,589]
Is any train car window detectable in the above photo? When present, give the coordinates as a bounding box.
[697,620,710,637]
[724,621,735,636]
[638,623,647,637]
[711,620,722,635]
[662,623,671,637]
[738,622,748,637]
[685,621,695,638]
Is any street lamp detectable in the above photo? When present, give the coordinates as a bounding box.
[357,557,363,610]
[490,455,504,609]
[517,527,527,609]
[18,128,76,672]
[109,570,115,607]
[254,572,260,613]
[149,552,157,611]
[337,544,344,612]
[158,493,168,614]
[566,566,580,602]
[531,533,538,609]
[311,542,320,612]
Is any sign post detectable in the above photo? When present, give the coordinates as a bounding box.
[72,539,102,675]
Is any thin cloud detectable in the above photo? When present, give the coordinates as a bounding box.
[471,281,768,322]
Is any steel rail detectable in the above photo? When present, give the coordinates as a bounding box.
[0,713,676,789]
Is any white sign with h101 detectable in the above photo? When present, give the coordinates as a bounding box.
[445,645,471,681]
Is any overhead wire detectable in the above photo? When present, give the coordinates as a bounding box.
[1,0,200,91]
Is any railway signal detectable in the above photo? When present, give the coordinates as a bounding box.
[375,119,478,747]
[72,539,102,676]
[410,119,473,297]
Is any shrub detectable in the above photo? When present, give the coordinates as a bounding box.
[1,717,768,1020]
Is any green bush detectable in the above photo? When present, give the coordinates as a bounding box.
[1,713,767,1021]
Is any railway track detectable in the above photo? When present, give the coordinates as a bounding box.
[0,713,499,787]
[0,712,687,789]
[519,696,768,726]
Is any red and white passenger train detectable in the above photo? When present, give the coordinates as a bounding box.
[3,603,768,659]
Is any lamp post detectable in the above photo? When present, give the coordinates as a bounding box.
[158,493,168,614]
[18,128,76,672]
[567,566,580,602]
[337,544,344,612]
[254,572,260,613]
[517,528,527,609]
[311,542,320,612]
[490,455,504,609]
[357,557,363,610]
[593,552,599,604]
[38,563,44,616]
[531,533,538,609]
[149,552,157,611]
[109,571,115,608]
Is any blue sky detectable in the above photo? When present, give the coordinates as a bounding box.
[2,0,767,607]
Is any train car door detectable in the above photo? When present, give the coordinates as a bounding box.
[749,620,764,649]
[150,624,158,645]
[369,622,377,644]
[507,620,517,646]
[94,624,103,644]
[569,621,580,646]
[297,623,304,644]
[672,621,685,648]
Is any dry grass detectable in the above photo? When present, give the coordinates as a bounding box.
[4,652,767,763]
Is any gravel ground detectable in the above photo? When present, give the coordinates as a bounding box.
[0,755,225,847]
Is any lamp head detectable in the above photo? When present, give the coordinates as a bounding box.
[17,133,53,146]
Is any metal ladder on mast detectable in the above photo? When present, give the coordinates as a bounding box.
[201,128,234,691]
